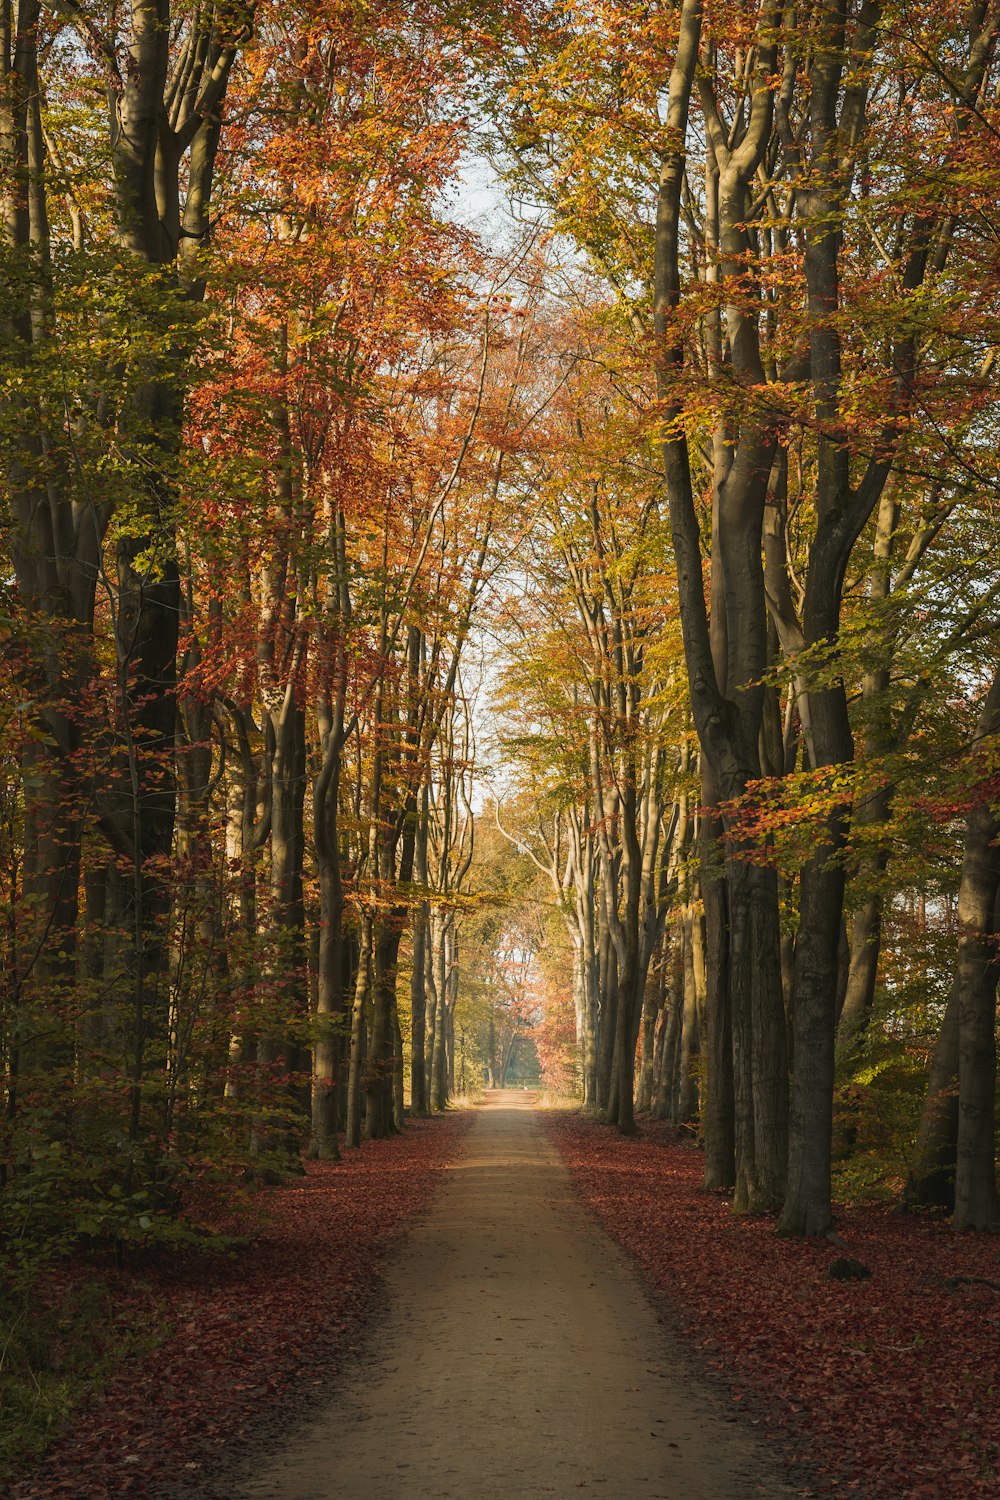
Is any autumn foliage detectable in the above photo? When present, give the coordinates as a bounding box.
[2,0,1000,1487]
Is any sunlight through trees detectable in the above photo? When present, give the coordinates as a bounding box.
[2,0,1000,1475]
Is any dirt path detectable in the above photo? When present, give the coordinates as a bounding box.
[236,1093,796,1500]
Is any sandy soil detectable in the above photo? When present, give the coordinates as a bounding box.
[234,1093,797,1500]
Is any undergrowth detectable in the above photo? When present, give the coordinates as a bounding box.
[0,1277,169,1484]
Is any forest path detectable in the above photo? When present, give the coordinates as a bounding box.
[236,1093,794,1500]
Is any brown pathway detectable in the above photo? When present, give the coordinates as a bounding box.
[236,1092,797,1500]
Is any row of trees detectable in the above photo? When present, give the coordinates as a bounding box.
[0,0,547,1254]
[486,0,1000,1234]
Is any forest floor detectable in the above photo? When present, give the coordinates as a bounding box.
[218,1091,795,1500]
[548,1110,1000,1500]
[9,1113,469,1500]
[12,1098,999,1499]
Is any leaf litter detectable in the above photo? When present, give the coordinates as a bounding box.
[12,1113,470,1500]
[545,1111,1000,1500]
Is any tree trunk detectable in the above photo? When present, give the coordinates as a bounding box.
[344,920,371,1149]
[649,1003,670,1120]
[678,912,700,1123]
[430,912,451,1112]
[779,836,844,1235]
[952,667,1000,1231]
[309,833,344,1160]
[728,857,788,1211]
[253,700,307,1162]
[838,870,887,1062]
[425,926,438,1102]
[392,1000,405,1133]
[364,923,400,1140]
[700,803,735,1185]
[581,911,600,1106]
[487,1015,498,1089]
[596,913,618,1113]
[906,987,960,1211]
[664,940,684,1120]
[445,925,458,1096]
[409,801,430,1117]
[636,977,658,1114]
